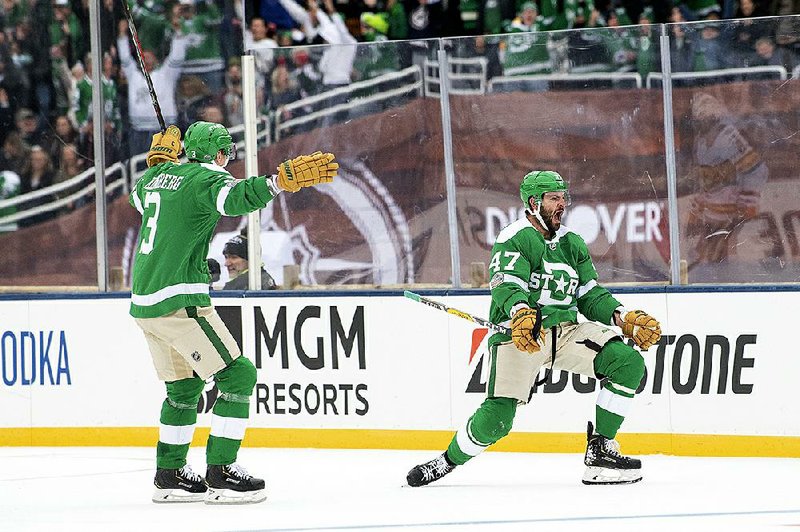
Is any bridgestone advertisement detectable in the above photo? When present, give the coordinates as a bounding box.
[1,291,797,453]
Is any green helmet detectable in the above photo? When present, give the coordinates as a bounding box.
[183,121,235,163]
[520,170,570,211]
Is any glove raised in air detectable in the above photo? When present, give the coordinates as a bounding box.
[146,125,182,167]
[276,151,338,193]
[510,307,543,354]
[620,310,662,350]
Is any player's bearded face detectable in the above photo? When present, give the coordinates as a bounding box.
[540,192,567,231]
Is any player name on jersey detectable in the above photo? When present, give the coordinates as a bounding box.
[143,173,185,191]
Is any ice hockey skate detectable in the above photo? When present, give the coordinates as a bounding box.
[582,422,642,485]
[152,464,207,503]
[204,463,266,504]
[407,453,456,487]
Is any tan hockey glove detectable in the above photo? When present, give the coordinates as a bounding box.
[276,151,338,193]
[146,125,182,167]
[510,307,543,354]
[620,310,662,351]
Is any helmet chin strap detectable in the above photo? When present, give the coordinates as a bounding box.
[528,201,553,235]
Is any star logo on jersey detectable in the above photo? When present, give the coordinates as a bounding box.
[553,274,568,294]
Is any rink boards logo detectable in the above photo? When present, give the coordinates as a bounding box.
[199,305,368,417]
[480,201,664,247]
[0,330,72,386]
[465,331,758,395]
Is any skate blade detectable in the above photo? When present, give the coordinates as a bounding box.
[581,466,642,485]
[204,487,267,505]
[152,487,206,503]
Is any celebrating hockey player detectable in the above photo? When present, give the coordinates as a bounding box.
[129,122,337,504]
[407,170,662,487]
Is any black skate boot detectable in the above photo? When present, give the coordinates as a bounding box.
[582,422,642,485]
[407,453,456,487]
[205,463,266,504]
[152,464,207,503]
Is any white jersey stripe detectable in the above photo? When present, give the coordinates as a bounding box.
[210,414,248,440]
[215,184,232,216]
[608,381,638,396]
[159,423,195,445]
[499,273,528,292]
[131,191,144,215]
[577,279,597,298]
[131,283,209,306]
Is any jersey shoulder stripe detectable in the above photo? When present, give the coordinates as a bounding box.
[496,218,536,244]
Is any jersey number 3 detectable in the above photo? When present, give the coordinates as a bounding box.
[139,191,161,255]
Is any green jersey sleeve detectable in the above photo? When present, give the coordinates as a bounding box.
[194,167,276,217]
[570,234,622,325]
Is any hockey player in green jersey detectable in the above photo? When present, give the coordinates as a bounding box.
[130,121,338,504]
[407,170,662,487]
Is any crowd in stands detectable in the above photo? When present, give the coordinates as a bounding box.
[0,0,797,229]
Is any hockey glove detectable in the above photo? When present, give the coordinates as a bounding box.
[620,310,662,351]
[276,152,338,193]
[510,307,543,354]
[147,125,182,167]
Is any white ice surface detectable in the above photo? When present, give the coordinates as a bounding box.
[1,447,798,532]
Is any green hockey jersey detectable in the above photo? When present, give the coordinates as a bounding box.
[487,218,621,347]
[129,161,275,318]
[501,20,551,76]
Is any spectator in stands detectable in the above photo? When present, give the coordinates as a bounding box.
[1,0,28,28]
[50,0,85,66]
[0,131,29,175]
[0,47,27,110]
[176,74,215,131]
[731,0,770,61]
[51,42,74,117]
[0,86,15,147]
[220,0,246,62]
[600,8,638,73]
[0,169,21,232]
[69,60,90,134]
[15,107,45,148]
[56,143,86,184]
[500,3,552,77]
[221,58,264,127]
[26,2,55,117]
[353,12,402,82]
[178,0,226,94]
[772,0,800,56]
[689,12,729,71]
[117,18,188,158]
[384,0,409,40]
[207,257,221,288]
[222,234,277,290]
[358,0,409,40]
[683,0,722,19]
[245,16,279,74]
[200,103,226,126]
[45,114,77,167]
[52,142,87,210]
[269,58,302,123]
[751,36,796,68]
[668,5,694,72]
[19,145,55,226]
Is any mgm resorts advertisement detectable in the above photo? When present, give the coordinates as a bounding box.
[0,291,798,439]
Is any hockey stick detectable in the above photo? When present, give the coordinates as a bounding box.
[120,0,166,132]
[403,291,510,335]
